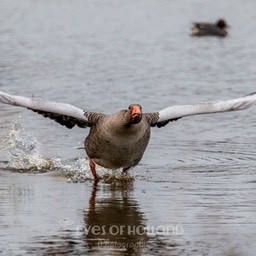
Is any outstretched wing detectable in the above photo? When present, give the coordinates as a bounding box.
[0,91,93,129]
[149,92,256,128]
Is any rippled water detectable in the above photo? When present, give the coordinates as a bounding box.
[1,0,256,255]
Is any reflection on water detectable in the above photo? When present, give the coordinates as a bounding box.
[16,180,150,255]
[0,172,185,256]
[84,182,148,255]
[3,167,255,256]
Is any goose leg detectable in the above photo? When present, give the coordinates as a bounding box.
[89,158,99,182]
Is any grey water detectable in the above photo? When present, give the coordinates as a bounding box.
[1,0,256,255]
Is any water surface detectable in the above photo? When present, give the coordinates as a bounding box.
[1,0,256,255]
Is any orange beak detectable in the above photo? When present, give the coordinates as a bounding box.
[130,105,142,124]
[131,106,142,117]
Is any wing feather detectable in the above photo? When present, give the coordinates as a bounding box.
[154,92,256,127]
[0,91,91,129]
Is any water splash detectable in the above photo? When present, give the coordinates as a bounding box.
[1,121,55,171]
[0,122,88,177]
[68,164,135,183]
[0,121,134,182]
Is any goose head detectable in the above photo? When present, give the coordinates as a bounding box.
[125,104,142,125]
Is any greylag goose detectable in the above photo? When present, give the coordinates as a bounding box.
[192,19,229,37]
[0,91,255,181]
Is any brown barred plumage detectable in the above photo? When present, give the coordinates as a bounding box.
[29,109,90,129]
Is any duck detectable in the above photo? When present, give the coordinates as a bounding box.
[192,19,229,37]
[0,90,255,182]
